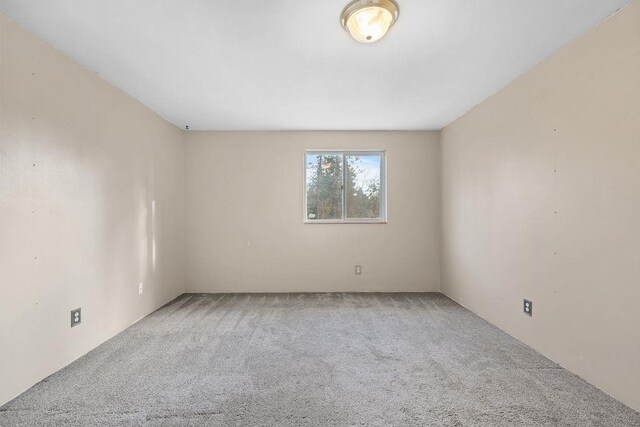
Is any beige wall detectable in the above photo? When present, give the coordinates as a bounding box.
[440,2,640,411]
[184,131,440,293]
[0,16,185,405]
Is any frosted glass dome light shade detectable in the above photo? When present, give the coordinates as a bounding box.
[341,0,399,43]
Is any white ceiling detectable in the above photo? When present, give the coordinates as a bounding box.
[1,0,630,130]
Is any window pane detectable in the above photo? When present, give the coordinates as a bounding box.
[305,153,343,220]
[345,154,382,219]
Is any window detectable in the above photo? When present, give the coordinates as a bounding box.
[304,151,386,223]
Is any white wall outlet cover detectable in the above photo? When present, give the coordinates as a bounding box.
[138,282,144,295]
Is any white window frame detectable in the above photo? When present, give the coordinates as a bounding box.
[303,149,387,224]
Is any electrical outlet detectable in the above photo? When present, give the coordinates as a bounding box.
[355,265,362,275]
[71,308,81,327]
[523,299,532,316]
[138,282,144,295]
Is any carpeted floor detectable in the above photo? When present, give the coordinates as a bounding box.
[1,293,638,426]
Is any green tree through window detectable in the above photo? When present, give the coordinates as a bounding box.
[305,152,384,221]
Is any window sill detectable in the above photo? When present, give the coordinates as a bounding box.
[304,220,387,224]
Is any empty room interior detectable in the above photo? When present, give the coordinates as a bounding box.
[1,0,639,425]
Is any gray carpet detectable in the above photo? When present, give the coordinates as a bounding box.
[1,293,638,426]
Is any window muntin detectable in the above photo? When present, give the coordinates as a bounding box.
[305,151,385,223]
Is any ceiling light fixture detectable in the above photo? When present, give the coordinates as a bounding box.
[341,0,399,44]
